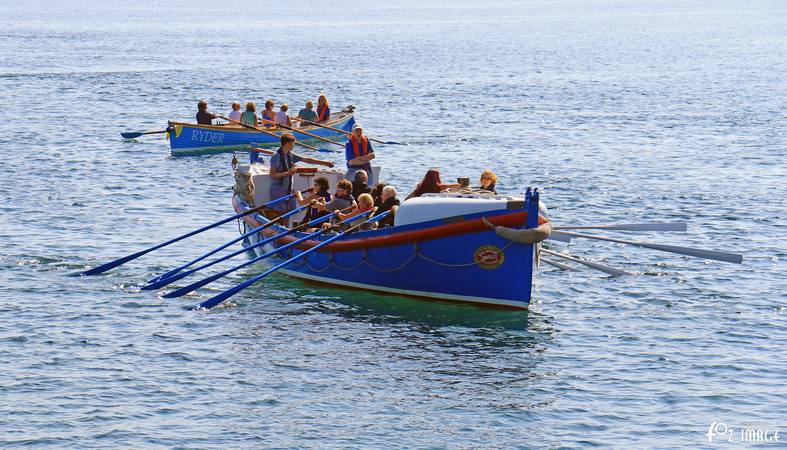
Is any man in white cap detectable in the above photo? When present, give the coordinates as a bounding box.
[345,123,376,185]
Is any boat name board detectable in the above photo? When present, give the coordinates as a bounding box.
[191,129,225,144]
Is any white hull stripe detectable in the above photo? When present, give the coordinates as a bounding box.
[277,268,530,309]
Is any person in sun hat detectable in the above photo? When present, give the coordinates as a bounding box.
[345,123,376,185]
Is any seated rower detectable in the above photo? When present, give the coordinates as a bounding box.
[375,185,399,228]
[297,100,318,126]
[274,104,292,127]
[316,94,330,122]
[323,193,375,232]
[196,100,217,125]
[372,182,387,207]
[261,100,276,128]
[227,102,242,122]
[240,102,257,126]
[479,169,498,194]
[268,133,335,225]
[346,123,376,186]
[294,176,331,224]
[314,179,356,214]
[351,170,372,201]
[405,169,460,200]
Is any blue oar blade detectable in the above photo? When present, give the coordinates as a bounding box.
[197,267,277,309]
[141,267,197,291]
[316,148,338,153]
[121,132,144,139]
[81,248,152,276]
[81,194,292,276]
[163,271,227,298]
[197,210,391,310]
[383,141,402,145]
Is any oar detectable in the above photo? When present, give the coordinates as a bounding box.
[551,231,743,264]
[144,202,312,286]
[294,118,401,145]
[554,222,687,232]
[255,116,344,147]
[158,209,347,295]
[219,116,337,153]
[541,248,633,276]
[540,257,578,271]
[121,129,168,139]
[80,195,293,276]
[197,210,391,309]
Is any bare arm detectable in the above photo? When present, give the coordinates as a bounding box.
[347,153,375,165]
[299,156,334,168]
[270,166,296,179]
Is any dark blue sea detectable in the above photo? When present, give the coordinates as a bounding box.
[1,0,785,447]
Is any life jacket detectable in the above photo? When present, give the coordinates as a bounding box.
[317,105,330,122]
[349,135,370,157]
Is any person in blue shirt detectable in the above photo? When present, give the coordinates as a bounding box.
[269,133,335,223]
[345,123,376,186]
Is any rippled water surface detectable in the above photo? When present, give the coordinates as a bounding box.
[1,0,785,447]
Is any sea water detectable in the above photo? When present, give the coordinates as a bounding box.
[0,0,785,447]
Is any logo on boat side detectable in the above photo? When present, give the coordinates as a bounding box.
[474,245,504,269]
[190,129,225,144]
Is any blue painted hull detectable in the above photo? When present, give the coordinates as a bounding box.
[168,113,355,156]
[233,195,539,309]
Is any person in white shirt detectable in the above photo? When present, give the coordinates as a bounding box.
[274,104,292,127]
[227,102,242,122]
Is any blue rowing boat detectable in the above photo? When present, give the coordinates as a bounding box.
[167,108,355,157]
[231,171,547,308]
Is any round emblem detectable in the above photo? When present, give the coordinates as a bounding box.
[474,245,504,270]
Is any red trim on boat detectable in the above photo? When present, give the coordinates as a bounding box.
[234,196,548,253]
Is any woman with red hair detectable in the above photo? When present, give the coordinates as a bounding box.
[406,169,460,200]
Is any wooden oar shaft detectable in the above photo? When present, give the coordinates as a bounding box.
[257,117,343,147]
[552,231,743,264]
[554,222,688,232]
[296,118,389,145]
[218,116,319,151]
[541,248,632,276]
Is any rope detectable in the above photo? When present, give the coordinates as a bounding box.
[304,252,333,272]
[415,242,515,268]
[363,244,420,272]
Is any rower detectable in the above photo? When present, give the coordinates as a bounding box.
[261,100,276,128]
[297,100,318,125]
[196,100,217,125]
[345,123,376,185]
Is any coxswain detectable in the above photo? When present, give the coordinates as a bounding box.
[345,123,376,185]
[316,94,330,122]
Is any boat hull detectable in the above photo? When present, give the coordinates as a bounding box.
[168,113,355,156]
[233,195,538,309]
